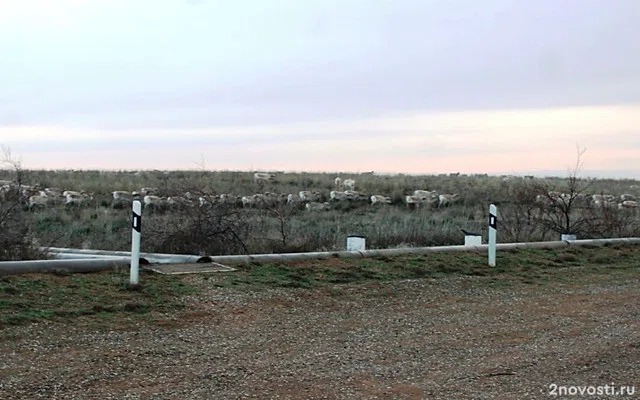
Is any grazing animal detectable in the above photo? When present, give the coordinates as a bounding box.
[167,196,192,208]
[574,193,589,203]
[330,190,349,201]
[592,194,615,203]
[342,179,356,191]
[413,190,438,200]
[593,199,613,208]
[253,172,277,184]
[65,193,94,207]
[330,190,363,201]
[305,201,330,212]
[183,192,195,200]
[620,200,638,209]
[143,195,165,207]
[241,195,255,208]
[19,184,41,198]
[139,187,159,197]
[111,191,133,208]
[299,190,321,202]
[0,184,16,202]
[344,190,367,201]
[242,194,266,208]
[547,191,561,200]
[405,195,429,209]
[198,195,217,207]
[370,195,392,205]
[28,195,51,210]
[410,190,439,207]
[287,193,299,204]
[261,192,286,206]
[112,190,133,204]
[535,194,548,204]
[39,188,64,204]
[438,193,460,207]
[142,195,167,213]
[63,190,86,197]
[112,191,132,201]
[43,187,62,197]
[219,194,238,205]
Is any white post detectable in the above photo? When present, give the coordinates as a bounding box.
[488,204,497,267]
[130,199,142,286]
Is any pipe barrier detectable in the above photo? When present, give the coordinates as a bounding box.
[0,237,637,276]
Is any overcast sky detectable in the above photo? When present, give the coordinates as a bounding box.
[1,0,639,177]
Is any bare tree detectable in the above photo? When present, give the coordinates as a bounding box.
[1,145,26,199]
[1,144,21,167]
[257,199,300,252]
[497,181,549,242]
[536,145,594,237]
[0,145,45,260]
[194,153,207,172]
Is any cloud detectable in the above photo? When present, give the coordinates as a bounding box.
[1,104,638,177]
[1,1,639,177]
[1,0,640,130]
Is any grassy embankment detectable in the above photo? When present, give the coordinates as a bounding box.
[1,243,638,331]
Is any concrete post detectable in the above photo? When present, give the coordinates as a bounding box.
[130,199,142,286]
[489,204,497,267]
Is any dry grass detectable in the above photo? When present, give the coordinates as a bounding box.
[1,169,640,258]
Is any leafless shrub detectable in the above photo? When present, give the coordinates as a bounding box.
[497,181,549,242]
[0,145,47,260]
[142,202,252,256]
[253,200,300,253]
[496,145,633,242]
[534,146,594,237]
[583,203,638,238]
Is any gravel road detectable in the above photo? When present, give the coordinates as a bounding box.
[1,274,638,399]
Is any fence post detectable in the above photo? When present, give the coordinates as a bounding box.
[130,199,142,287]
[489,203,497,267]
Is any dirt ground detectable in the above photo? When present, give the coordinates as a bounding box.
[1,270,639,399]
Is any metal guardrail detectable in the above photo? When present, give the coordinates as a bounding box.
[43,247,212,264]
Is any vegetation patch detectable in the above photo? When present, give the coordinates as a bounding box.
[0,270,197,329]
[1,244,639,330]
[2,159,640,258]
[212,244,640,289]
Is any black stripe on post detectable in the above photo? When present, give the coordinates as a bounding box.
[489,213,497,230]
[132,211,142,233]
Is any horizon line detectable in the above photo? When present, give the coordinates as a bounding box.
[1,168,639,181]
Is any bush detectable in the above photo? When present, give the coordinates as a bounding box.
[0,145,47,260]
[142,204,252,255]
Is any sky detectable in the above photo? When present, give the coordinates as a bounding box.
[1,0,639,177]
